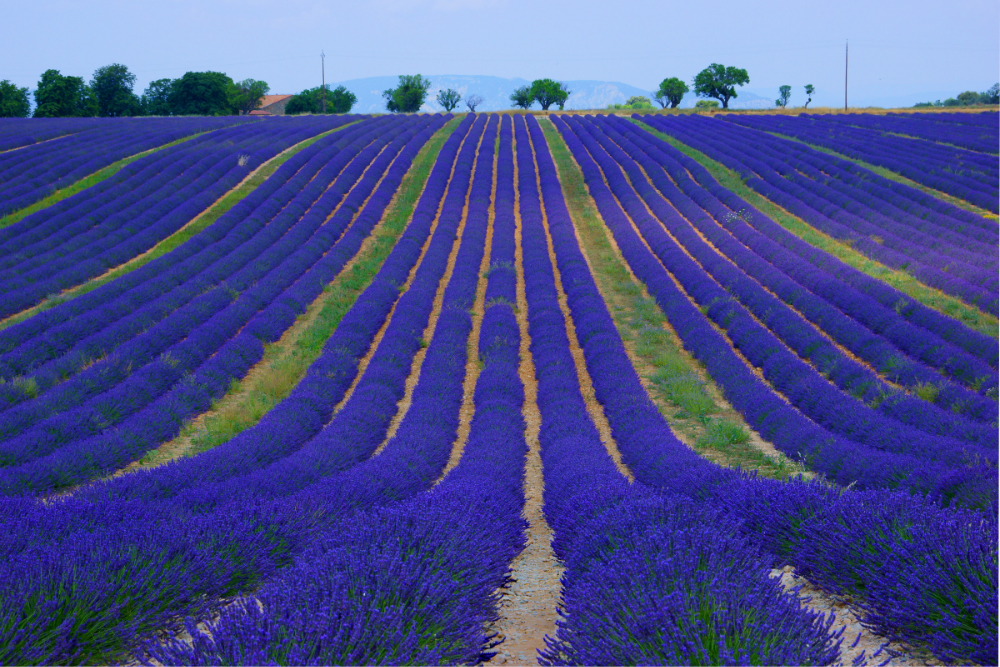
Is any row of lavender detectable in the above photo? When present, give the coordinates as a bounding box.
[547,114,995,664]
[626,116,997,418]
[827,111,998,154]
[0,114,448,495]
[642,113,998,314]
[722,113,999,212]
[0,117,136,152]
[0,116,255,216]
[0,116,362,319]
[0,113,485,664]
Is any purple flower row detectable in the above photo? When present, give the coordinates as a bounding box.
[643,115,999,313]
[610,116,998,416]
[672,116,997,264]
[0,117,425,469]
[0,117,109,152]
[0,116,475,664]
[724,114,999,212]
[0,116,446,495]
[515,115,841,665]
[542,114,996,664]
[0,117,255,215]
[0,117,359,319]
[554,114,993,507]
[145,114,515,666]
[632,119,997,371]
[0,117,400,403]
[580,115,995,442]
[826,112,998,154]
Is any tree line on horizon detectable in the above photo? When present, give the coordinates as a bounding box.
[2,64,998,118]
[0,65,361,118]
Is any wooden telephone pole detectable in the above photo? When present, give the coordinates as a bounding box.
[321,51,327,114]
[844,40,849,111]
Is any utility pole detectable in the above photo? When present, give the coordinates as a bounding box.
[321,51,327,114]
[844,40,849,112]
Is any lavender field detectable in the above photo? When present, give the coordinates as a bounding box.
[0,110,996,666]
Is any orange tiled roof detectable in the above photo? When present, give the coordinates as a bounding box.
[260,95,292,107]
[248,110,273,116]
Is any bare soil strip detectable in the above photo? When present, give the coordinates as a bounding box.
[633,120,999,339]
[490,117,564,665]
[372,122,488,458]
[107,119,462,473]
[540,119,802,477]
[0,124,355,331]
[770,567,936,667]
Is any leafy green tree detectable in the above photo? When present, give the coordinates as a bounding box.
[228,78,270,115]
[985,83,999,104]
[326,86,358,113]
[654,77,688,108]
[956,90,987,106]
[286,85,357,114]
[168,71,235,115]
[141,79,176,116]
[694,99,719,110]
[530,79,570,110]
[626,95,653,109]
[33,69,97,117]
[91,64,140,117]
[692,63,749,109]
[383,75,431,113]
[0,80,30,118]
[436,88,461,112]
[510,85,533,109]
[804,84,815,108]
[775,85,791,108]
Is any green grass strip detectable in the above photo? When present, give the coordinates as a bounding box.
[0,122,358,333]
[0,133,207,230]
[540,117,803,480]
[633,119,999,339]
[134,116,462,467]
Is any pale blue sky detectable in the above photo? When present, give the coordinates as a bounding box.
[3,0,998,107]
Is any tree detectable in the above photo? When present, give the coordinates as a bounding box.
[530,79,570,110]
[694,99,719,110]
[91,63,140,117]
[654,77,688,108]
[985,83,999,105]
[956,90,983,106]
[626,96,654,109]
[465,94,484,112]
[804,84,815,109]
[229,78,270,115]
[510,85,533,109]
[286,85,355,114]
[168,71,235,115]
[383,75,431,113]
[775,85,791,108]
[0,80,30,118]
[692,63,749,109]
[33,69,96,117]
[141,79,175,116]
[436,88,461,112]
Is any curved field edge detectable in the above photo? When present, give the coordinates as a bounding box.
[538,117,806,480]
[0,122,360,333]
[631,119,999,340]
[0,132,209,230]
[124,116,463,470]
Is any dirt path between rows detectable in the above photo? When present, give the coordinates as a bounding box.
[489,117,564,666]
